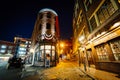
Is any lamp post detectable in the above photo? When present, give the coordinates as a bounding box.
[78,35,89,71]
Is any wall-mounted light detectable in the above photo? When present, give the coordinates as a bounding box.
[78,35,85,42]
[118,0,120,4]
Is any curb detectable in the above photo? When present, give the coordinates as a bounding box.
[78,67,98,80]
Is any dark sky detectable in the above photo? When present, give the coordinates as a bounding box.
[0,0,74,42]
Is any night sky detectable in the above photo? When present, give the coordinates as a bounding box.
[0,0,74,42]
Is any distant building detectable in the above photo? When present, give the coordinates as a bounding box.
[30,8,60,67]
[73,0,120,73]
[0,40,16,59]
[14,37,31,59]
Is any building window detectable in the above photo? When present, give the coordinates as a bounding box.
[1,45,7,48]
[97,0,116,24]
[46,23,51,29]
[7,50,12,54]
[8,46,13,49]
[39,14,43,19]
[0,49,6,53]
[110,39,120,61]
[96,44,109,61]
[77,10,83,26]
[47,12,51,18]
[90,16,97,31]
[84,0,92,10]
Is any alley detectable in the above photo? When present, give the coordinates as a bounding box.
[22,60,95,80]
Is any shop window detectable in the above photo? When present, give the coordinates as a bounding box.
[87,49,94,64]
[110,40,120,61]
[96,44,109,61]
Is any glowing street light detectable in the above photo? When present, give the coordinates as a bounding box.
[60,42,64,48]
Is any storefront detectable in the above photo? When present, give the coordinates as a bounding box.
[33,42,58,67]
[87,26,120,73]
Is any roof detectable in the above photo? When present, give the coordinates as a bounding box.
[39,8,58,16]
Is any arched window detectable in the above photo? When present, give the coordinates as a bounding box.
[47,12,51,18]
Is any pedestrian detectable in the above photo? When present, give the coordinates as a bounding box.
[45,54,50,68]
[59,54,62,61]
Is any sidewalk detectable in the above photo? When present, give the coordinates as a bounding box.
[22,60,120,80]
[74,62,120,80]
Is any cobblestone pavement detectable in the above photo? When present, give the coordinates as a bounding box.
[22,60,95,80]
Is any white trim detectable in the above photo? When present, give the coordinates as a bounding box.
[39,8,58,16]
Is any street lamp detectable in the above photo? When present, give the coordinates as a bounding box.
[78,35,89,71]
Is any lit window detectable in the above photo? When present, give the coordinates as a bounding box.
[18,51,26,55]
[0,50,5,53]
[52,46,55,49]
[45,45,51,49]
[40,45,44,49]
[26,41,28,44]
[1,45,7,48]
[45,50,50,53]
[19,47,26,51]
[29,41,31,44]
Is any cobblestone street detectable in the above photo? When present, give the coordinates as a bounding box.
[22,60,95,80]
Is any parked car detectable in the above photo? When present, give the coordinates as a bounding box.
[7,57,24,69]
